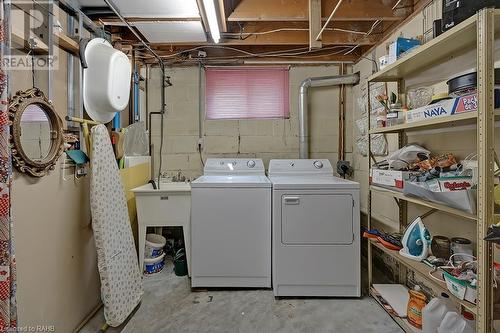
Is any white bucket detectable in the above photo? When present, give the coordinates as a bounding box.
[144,252,165,274]
[145,233,166,259]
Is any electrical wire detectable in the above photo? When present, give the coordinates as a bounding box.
[26,42,37,88]
[138,45,353,62]
[392,0,404,10]
[171,48,352,63]
[428,253,477,283]
[222,27,369,37]
[358,55,379,72]
[316,0,344,41]
[343,20,381,55]
[344,45,359,55]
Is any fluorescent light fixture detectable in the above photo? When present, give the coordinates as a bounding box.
[202,0,221,43]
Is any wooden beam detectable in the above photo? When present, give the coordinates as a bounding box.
[11,25,79,56]
[54,31,79,56]
[228,0,405,22]
[11,28,48,53]
[309,0,322,49]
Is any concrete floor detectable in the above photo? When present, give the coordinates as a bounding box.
[80,261,403,333]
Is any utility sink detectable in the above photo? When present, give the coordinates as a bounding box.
[132,182,191,224]
[132,181,191,276]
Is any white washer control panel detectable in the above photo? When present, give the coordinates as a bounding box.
[204,158,265,175]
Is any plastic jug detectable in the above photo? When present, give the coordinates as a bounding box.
[423,293,454,333]
[438,311,475,333]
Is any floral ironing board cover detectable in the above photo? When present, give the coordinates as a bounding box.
[90,125,143,327]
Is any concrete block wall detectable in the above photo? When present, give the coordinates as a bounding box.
[147,65,353,180]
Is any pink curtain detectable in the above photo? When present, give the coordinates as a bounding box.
[0,1,17,331]
[205,67,290,120]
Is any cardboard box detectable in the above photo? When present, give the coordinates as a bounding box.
[443,269,476,305]
[438,177,474,192]
[426,177,474,192]
[370,169,420,189]
[406,94,477,123]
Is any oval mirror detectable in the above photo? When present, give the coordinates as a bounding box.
[20,104,51,161]
[9,88,64,177]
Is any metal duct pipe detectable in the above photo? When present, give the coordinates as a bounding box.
[298,73,359,159]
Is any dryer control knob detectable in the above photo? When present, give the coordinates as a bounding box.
[247,160,256,168]
[313,160,324,169]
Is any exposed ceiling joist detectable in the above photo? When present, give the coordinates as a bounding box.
[228,0,406,22]
[309,0,322,49]
[95,0,417,63]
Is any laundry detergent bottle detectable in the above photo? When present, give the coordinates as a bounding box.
[438,311,475,333]
[407,285,427,329]
[423,293,454,333]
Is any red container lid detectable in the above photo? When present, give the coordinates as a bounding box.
[463,311,474,321]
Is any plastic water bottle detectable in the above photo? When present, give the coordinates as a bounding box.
[423,293,454,333]
[438,311,476,333]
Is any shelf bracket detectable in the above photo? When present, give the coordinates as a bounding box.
[420,208,438,220]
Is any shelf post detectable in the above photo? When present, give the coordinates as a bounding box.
[476,7,495,333]
[367,80,373,290]
[397,79,408,285]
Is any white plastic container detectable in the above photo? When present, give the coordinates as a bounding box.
[144,233,166,259]
[423,293,454,333]
[82,38,132,123]
[438,312,475,333]
[144,252,165,274]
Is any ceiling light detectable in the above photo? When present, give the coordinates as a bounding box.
[202,0,221,43]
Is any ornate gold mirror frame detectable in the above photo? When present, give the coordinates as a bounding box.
[9,88,64,177]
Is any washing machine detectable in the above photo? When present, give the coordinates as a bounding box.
[268,159,360,297]
[191,158,271,288]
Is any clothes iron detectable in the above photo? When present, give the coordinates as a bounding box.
[399,217,431,261]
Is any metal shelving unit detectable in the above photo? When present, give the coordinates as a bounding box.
[367,8,497,333]
[370,185,477,221]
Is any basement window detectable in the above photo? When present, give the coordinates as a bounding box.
[205,67,290,120]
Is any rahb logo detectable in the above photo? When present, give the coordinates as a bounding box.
[7,0,60,71]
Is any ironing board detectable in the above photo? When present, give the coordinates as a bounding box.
[90,125,143,327]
